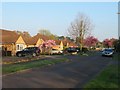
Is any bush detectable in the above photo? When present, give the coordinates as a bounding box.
[82,47,89,53]
[114,39,120,53]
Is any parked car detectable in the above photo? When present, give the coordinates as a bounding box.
[16,47,40,57]
[65,47,79,54]
[102,48,114,57]
[50,49,63,55]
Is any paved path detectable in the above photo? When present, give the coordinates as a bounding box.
[2,52,114,88]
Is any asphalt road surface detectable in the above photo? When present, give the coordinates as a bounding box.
[2,52,114,88]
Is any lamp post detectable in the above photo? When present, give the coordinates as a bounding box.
[118,12,120,39]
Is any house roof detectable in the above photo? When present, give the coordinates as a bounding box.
[62,38,77,47]
[54,38,77,47]
[1,29,77,47]
[20,34,34,45]
[0,29,49,45]
[1,29,20,44]
[32,33,50,42]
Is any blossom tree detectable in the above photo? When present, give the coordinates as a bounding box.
[103,38,117,48]
[39,40,56,54]
[84,36,99,49]
[103,39,110,48]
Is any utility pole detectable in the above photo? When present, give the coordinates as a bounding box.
[118,1,120,39]
[118,12,120,39]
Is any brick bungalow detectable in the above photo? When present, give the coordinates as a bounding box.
[0,30,48,56]
[1,29,26,56]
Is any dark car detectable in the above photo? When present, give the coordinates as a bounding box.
[64,47,88,54]
[16,47,40,57]
[64,47,79,54]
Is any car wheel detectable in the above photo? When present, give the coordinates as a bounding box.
[18,53,22,57]
[32,53,36,57]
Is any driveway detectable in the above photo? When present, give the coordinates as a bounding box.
[2,52,114,88]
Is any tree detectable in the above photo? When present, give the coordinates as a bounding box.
[68,13,94,50]
[58,36,65,40]
[84,36,99,49]
[103,39,110,48]
[15,30,23,35]
[15,30,31,37]
[103,38,117,48]
[39,40,56,54]
[49,34,58,40]
[38,29,52,36]
[66,37,75,42]
[38,29,58,40]
[114,39,120,52]
[22,31,31,37]
[110,38,117,48]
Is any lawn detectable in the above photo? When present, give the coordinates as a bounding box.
[2,58,69,75]
[84,52,119,89]
[113,53,120,61]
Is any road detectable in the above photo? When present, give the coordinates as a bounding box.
[2,52,114,88]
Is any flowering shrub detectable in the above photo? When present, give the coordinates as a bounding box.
[39,40,56,54]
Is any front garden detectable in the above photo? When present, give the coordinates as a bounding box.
[3,57,70,75]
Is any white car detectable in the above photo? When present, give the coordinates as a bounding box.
[50,49,63,55]
[102,48,114,56]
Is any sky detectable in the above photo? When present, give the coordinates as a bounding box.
[1,2,118,41]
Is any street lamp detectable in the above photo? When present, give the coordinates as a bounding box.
[118,12,120,39]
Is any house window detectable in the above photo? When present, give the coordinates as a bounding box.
[20,45,23,50]
[16,44,24,51]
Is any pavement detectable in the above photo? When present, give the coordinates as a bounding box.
[2,51,116,88]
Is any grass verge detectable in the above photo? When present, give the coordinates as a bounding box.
[3,58,69,75]
[113,53,120,61]
[84,65,119,88]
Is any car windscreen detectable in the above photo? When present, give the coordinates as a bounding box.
[104,49,113,52]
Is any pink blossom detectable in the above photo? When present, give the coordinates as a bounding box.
[39,40,56,48]
[84,36,99,47]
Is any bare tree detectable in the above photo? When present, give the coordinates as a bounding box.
[68,13,94,50]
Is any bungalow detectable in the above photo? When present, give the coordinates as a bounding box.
[1,29,26,56]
